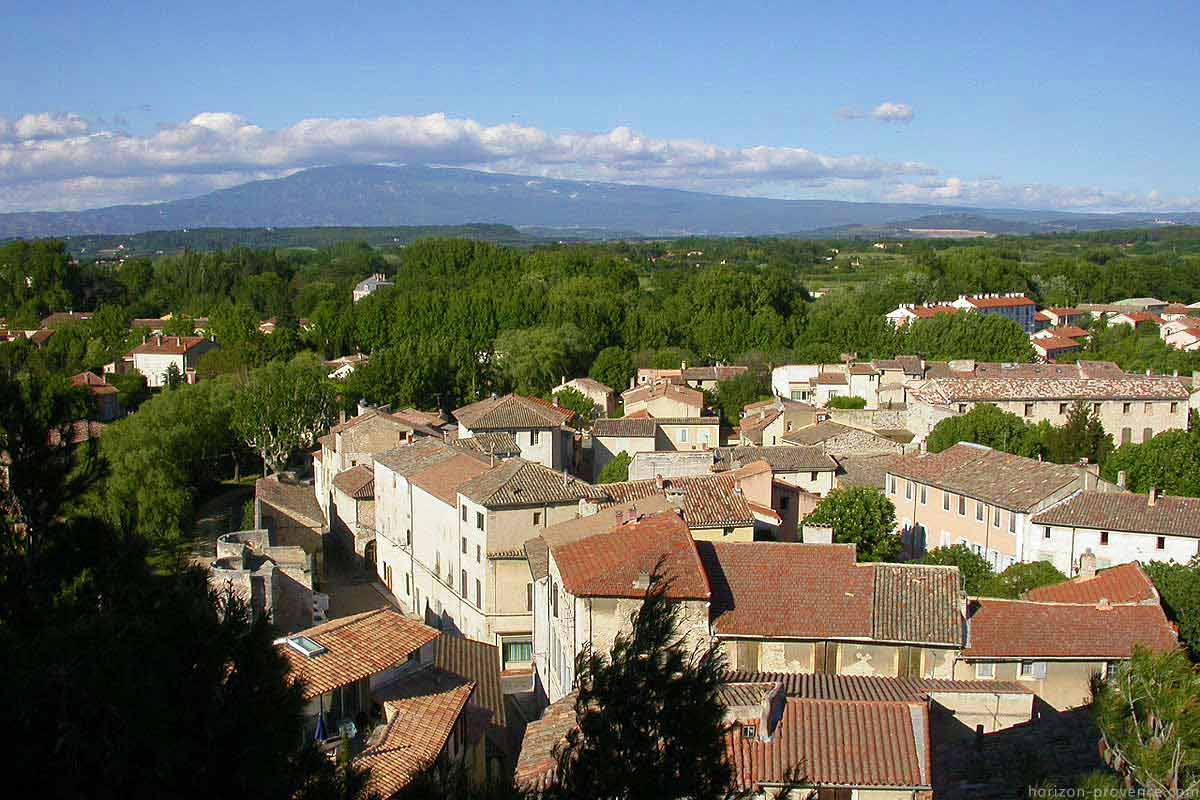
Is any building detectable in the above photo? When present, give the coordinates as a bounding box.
[954,594,1177,709]
[324,352,369,380]
[711,445,835,537]
[591,416,721,480]
[41,310,93,328]
[782,420,908,458]
[524,499,711,703]
[884,443,1111,568]
[1029,489,1200,575]
[255,473,327,580]
[70,370,121,421]
[124,335,217,387]
[1043,307,1087,328]
[702,542,964,679]
[552,376,616,418]
[635,361,747,390]
[620,380,705,418]
[1031,334,1082,362]
[949,293,1038,333]
[352,272,394,302]
[208,528,314,632]
[452,394,576,471]
[1108,311,1163,328]
[1160,318,1200,351]
[885,302,959,327]
[600,471,765,541]
[908,369,1192,446]
[736,397,821,445]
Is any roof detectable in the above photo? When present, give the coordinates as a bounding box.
[848,363,878,375]
[355,667,474,797]
[1033,335,1082,352]
[960,294,1036,309]
[435,634,505,730]
[621,380,705,407]
[1047,307,1083,317]
[886,443,1081,512]
[458,458,602,510]
[816,372,848,385]
[41,311,93,327]
[1047,325,1091,339]
[602,472,754,529]
[256,475,324,529]
[409,451,494,505]
[835,455,891,489]
[681,364,749,382]
[453,394,574,430]
[593,416,718,438]
[277,609,439,700]
[914,375,1190,403]
[127,335,209,355]
[725,672,1032,701]
[375,438,465,475]
[561,376,613,394]
[525,496,675,581]
[1025,563,1159,605]
[70,371,118,395]
[736,408,780,444]
[332,464,375,500]
[713,445,837,473]
[515,692,577,791]
[962,598,1177,659]
[334,410,423,456]
[725,698,931,790]
[699,542,962,646]
[392,407,449,429]
[1031,490,1200,538]
[551,508,710,601]
[453,430,521,458]
[781,420,860,445]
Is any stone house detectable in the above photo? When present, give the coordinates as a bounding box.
[452,394,576,471]
[591,416,721,480]
[124,335,217,387]
[255,474,327,581]
[70,370,122,421]
[712,445,836,538]
[552,376,616,418]
[782,420,906,458]
[208,528,314,633]
[330,464,376,563]
[635,361,747,390]
[701,541,964,679]
[1029,489,1200,575]
[600,469,766,541]
[620,380,705,418]
[736,397,821,445]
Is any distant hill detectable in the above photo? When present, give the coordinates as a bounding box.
[2,164,1199,239]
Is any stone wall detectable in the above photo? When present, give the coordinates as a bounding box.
[829,408,909,431]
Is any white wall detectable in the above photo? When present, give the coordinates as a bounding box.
[1028,522,1200,575]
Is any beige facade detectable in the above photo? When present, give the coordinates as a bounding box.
[629,393,701,418]
[721,637,957,680]
[953,658,1106,710]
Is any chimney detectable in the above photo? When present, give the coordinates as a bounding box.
[155,334,162,346]
[339,409,346,425]
[562,470,571,487]
[654,473,664,489]
[615,509,624,524]
[1149,487,1158,506]
[1078,549,1097,580]
[1117,470,1127,489]
[757,681,787,742]
[404,430,414,445]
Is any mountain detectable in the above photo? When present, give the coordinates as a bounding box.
[2,164,1199,239]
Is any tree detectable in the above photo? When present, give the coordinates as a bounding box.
[589,346,634,394]
[233,357,338,474]
[163,361,184,390]
[1041,401,1114,466]
[494,324,590,394]
[804,487,900,562]
[1102,429,1200,497]
[1093,647,1200,799]
[926,403,1043,458]
[710,371,771,428]
[979,560,1068,598]
[553,386,598,428]
[552,576,737,799]
[597,451,631,484]
[918,544,996,595]
[827,395,867,409]
[902,311,1036,363]
[1145,558,1200,657]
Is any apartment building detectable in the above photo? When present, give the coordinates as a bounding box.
[124,335,217,387]
[884,443,1110,568]
[452,394,576,471]
[950,293,1039,333]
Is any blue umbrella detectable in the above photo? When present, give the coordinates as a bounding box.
[314,713,326,742]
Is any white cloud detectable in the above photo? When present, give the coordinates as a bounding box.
[881,176,1200,211]
[870,102,914,123]
[0,112,90,142]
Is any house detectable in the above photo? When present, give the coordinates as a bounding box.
[770,361,907,409]
[600,470,765,541]
[635,361,748,390]
[1035,324,1091,341]
[1112,297,1168,314]
[524,499,711,703]
[701,542,964,679]
[1160,318,1200,351]
[953,593,1177,709]
[208,527,314,632]
[1108,311,1163,328]
[1043,307,1086,328]
[1025,560,1159,604]
[949,293,1039,333]
[736,397,821,445]
[884,443,1112,568]
[885,302,959,328]
[125,335,217,387]
[70,370,121,421]
[552,376,616,418]
[591,416,721,480]
[1029,489,1200,575]
[330,465,376,560]
[352,272,394,302]
[452,394,576,471]
[908,369,1192,446]
[324,352,369,380]
[255,473,327,581]
[373,441,602,672]
[620,380,704,418]
[40,310,93,328]
[1031,334,1082,362]
[277,609,499,796]
[782,420,906,458]
[712,445,836,537]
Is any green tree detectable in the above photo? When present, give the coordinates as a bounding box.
[805,487,900,562]
[1102,429,1200,497]
[553,386,597,428]
[918,544,997,595]
[827,395,867,410]
[1145,558,1200,657]
[901,311,1036,362]
[1093,647,1200,799]
[979,560,1068,598]
[709,371,772,428]
[163,361,184,390]
[233,357,338,474]
[494,324,590,395]
[926,403,1043,458]
[589,346,634,394]
[597,451,631,484]
[162,315,197,336]
[1041,401,1114,466]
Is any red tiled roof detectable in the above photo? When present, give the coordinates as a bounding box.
[278,609,439,700]
[1025,563,1158,605]
[1035,311,1051,322]
[621,380,705,407]
[962,294,1036,309]
[453,394,574,430]
[1031,490,1200,538]
[1047,325,1090,339]
[408,451,493,505]
[915,375,1190,403]
[602,472,754,529]
[1033,335,1082,352]
[962,598,1176,659]
[725,698,931,790]
[552,509,710,600]
[70,371,118,395]
[515,692,577,791]
[127,335,209,355]
[725,672,1032,700]
[332,464,375,500]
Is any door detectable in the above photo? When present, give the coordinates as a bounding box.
[815,642,839,674]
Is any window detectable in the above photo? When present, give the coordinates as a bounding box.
[723,526,734,537]
[1100,531,1109,546]
[905,480,912,500]
[475,579,481,606]
[384,563,393,591]
[533,511,541,525]
[1104,661,1119,681]
[1043,526,1051,539]
[958,495,966,516]
[975,661,995,679]
[1121,427,1132,445]
[1093,402,1101,414]
[461,570,467,598]
[943,491,950,511]
[678,428,688,443]
[1024,403,1034,417]
[810,471,819,482]
[791,390,803,401]
[1157,536,1166,550]
[1019,661,1047,679]
[1143,427,1153,443]
[1144,402,1153,414]
[502,638,533,666]
[531,430,541,446]
[476,512,484,531]
[476,544,481,563]
[976,501,984,522]
[405,572,411,595]
[993,508,1000,528]
[461,505,467,522]
[1009,513,1016,533]
[780,495,790,511]
[1171,402,1179,414]
[551,582,558,617]
[526,583,533,611]
[461,536,467,554]
[958,403,968,413]
[888,475,896,494]
[1122,402,1131,414]
[1059,403,1068,415]
[920,485,927,505]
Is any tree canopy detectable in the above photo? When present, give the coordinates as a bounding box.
[805,487,900,562]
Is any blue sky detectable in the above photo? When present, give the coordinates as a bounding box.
[0,0,1197,212]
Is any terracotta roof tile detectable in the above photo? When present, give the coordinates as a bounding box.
[70,371,118,395]
[601,473,753,529]
[332,464,375,500]
[515,692,577,791]
[1025,563,1159,605]
[1031,490,1200,538]
[458,458,602,510]
[725,672,1032,700]
[872,564,964,646]
[621,381,705,406]
[915,375,1189,403]
[1033,335,1082,352]
[277,609,439,700]
[781,420,857,445]
[1047,325,1091,339]
[452,431,521,457]
[435,635,505,730]
[127,335,209,355]
[886,444,1080,512]
[453,394,574,430]
[962,294,1036,309]
[713,445,837,473]
[256,475,323,529]
[409,452,494,505]
[593,416,718,438]
[962,598,1176,659]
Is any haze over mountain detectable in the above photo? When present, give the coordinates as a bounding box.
[2,165,1198,240]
